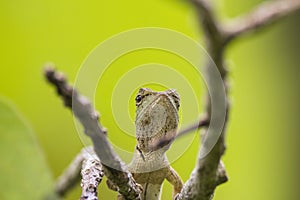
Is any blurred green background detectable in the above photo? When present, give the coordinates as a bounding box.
[1,0,300,199]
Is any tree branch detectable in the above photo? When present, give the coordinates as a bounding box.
[190,0,226,77]
[223,0,300,44]
[55,147,104,199]
[44,65,142,200]
[174,1,229,200]
[151,117,209,151]
[80,147,104,200]
[176,0,300,199]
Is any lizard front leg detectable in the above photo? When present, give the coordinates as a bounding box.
[132,166,183,200]
[166,166,183,198]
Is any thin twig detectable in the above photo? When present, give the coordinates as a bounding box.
[55,149,85,196]
[151,118,209,151]
[44,65,142,200]
[176,118,209,139]
[223,0,300,44]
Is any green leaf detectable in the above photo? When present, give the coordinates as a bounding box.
[0,98,57,199]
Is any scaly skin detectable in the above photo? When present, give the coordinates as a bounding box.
[108,88,183,200]
[127,88,183,200]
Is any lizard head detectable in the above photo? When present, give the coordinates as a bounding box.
[135,88,180,153]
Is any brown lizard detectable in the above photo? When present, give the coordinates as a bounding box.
[108,88,183,200]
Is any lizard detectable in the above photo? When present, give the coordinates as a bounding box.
[108,88,183,200]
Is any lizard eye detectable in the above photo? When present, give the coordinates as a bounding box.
[135,95,143,105]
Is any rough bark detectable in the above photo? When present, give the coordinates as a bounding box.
[175,0,300,199]
[80,147,104,200]
[45,66,142,200]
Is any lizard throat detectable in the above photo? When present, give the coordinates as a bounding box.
[128,147,169,173]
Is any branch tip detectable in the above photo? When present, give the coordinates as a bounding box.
[223,0,300,44]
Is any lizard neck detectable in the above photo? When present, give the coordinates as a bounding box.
[128,147,169,173]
